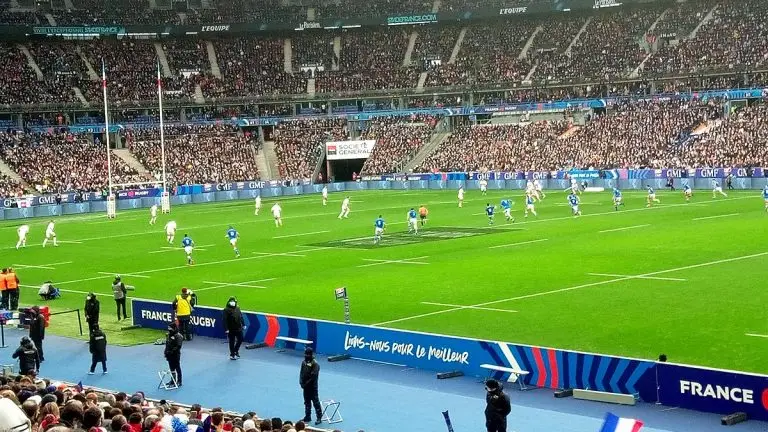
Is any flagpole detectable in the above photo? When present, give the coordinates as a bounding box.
[157,60,167,194]
[102,59,113,196]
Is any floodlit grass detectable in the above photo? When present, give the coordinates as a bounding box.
[2,188,767,372]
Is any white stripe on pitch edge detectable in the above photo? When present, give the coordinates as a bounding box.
[497,343,522,383]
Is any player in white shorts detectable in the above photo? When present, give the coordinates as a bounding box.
[458,186,465,208]
[322,186,328,206]
[534,179,545,199]
[338,196,350,219]
[165,220,177,244]
[683,184,693,202]
[526,180,540,201]
[271,202,283,227]
[406,208,418,234]
[149,204,158,225]
[16,224,29,249]
[42,220,58,247]
[254,195,262,215]
[712,180,728,198]
[524,194,537,217]
[479,179,488,195]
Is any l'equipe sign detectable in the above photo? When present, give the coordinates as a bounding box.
[325,140,375,160]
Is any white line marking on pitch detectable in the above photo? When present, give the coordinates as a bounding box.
[598,224,650,233]
[273,230,330,239]
[57,240,83,244]
[489,239,549,249]
[587,273,687,282]
[692,213,740,221]
[252,251,306,257]
[13,261,72,270]
[421,302,517,313]
[358,256,430,268]
[198,278,277,291]
[373,252,768,326]
[97,272,150,279]
[745,333,768,338]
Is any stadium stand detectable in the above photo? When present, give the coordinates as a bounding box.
[0,131,143,193]
[127,124,261,184]
[273,119,349,180]
[360,115,442,175]
[0,375,311,432]
[0,173,23,199]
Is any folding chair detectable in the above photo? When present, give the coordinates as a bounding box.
[157,370,179,390]
[321,399,343,424]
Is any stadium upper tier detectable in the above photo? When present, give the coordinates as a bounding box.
[0,0,767,107]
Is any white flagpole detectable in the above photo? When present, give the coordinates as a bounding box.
[102,59,113,196]
[157,60,167,194]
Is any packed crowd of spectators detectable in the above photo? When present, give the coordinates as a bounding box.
[646,0,768,75]
[163,39,209,74]
[204,38,306,98]
[127,124,260,184]
[0,173,23,199]
[292,34,336,71]
[273,118,348,180]
[0,130,142,193]
[359,115,441,175]
[0,375,320,432]
[0,43,77,106]
[315,29,418,93]
[411,26,461,70]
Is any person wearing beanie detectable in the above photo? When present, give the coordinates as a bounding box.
[12,336,40,375]
[299,347,322,425]
[484,379,511,432]
[88,324,108,374]
[222,297,245,360]
[84,293,100,334]
[164,322,184,387]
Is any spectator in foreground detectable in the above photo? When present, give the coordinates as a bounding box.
[484,379,511,432]
[12,336,40,375]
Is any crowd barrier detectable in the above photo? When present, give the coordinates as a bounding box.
[2,177,767,220]
[131,299,768,422]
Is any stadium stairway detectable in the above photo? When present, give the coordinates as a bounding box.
[113,149,150,175]
[307,78,316,96]
[559,125,581,140]
[403,130,451,172]
[19,44,44,81]
[630,7,670,78]
[690,3,720,39]
[431,0,440,13]
[332,36,341,71]
[253,144,272,180]
[63,0,74,8]
[154,42,173,78]
[519,25,543,60]
[565,16,592,56]
[44,13,56,25]
[200,0,211,8]
[148,0,157,8]
[283,38,293,73]
[193,84,205,104]
[448,27,467,64]
[403,30,417,67]
[416,72,428,91]
[73,87,89,107]
[205,41,222,78]
[260,141,280,180]
[77,46,99,81]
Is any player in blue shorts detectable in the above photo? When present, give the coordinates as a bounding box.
[485,203,495,225]
[373,215,385,245]
[646,185,660,207]
[226,226,240,258]
[763,185,768,212]
[612,187,624,211]
[181,234,194,265]
[568,193,581,217]
[683,183,693,202]
[524,194,537,218]
[500,198,514,223]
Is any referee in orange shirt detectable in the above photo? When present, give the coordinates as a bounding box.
[418,205,428,226]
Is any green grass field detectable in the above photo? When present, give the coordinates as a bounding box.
[2,188,767,372]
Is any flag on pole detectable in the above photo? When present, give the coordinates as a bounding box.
[156,60,162,90]
[599,412,643,432]
[75,381,84,393]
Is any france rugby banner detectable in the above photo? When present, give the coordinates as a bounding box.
[326,140,375,160]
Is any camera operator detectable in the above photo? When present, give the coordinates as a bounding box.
[12,336,40,375]
[222,296,244,360]
[164,322,183,387]
[112,275,129,321]
[84,293,100,334]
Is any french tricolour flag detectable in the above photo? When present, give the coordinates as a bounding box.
[599,413,643,432]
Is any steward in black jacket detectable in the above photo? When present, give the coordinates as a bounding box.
[89,325,108,374]
[12,337,40,375]
[484,379,511,432]
[84,293,100,334]
[164,323,184,386]
[299,348,322,425]
[29,307,46,361]
[222,297,245,359]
